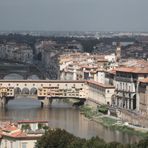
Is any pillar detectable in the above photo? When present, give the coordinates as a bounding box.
[41,97,52,108]
[119,99,122,108]
[125,99,127,109]
[127,99,129,110]
[0,97,7,108]
[116,98,118,106]
[131,99,133,110]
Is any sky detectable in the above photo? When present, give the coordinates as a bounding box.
[0,0,148,32]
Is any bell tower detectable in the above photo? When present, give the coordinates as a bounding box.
[115,42,121,62]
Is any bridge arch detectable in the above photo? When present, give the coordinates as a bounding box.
[27,75,40,80]
[21,88,30,95]
[4,73,24,80]
[30,87,37,95]
[14,87,22,95]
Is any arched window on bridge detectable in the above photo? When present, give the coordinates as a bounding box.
[21,88,29,95]
[14,87,21,95]
[30,88,37,95]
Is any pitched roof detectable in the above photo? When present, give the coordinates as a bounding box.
[116,66,148,74]
[17,120,48,124]
[139,78,148,83]
[87,80,115,88]
[3,124,18,132]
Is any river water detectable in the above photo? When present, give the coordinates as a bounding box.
[0,70,141,144]
[0,98,141,144]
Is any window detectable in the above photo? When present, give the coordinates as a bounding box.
[117,84,119,90]
[120,83,122,90]
[10,141,13,148]
[22,142,27,148]
[129,86,131,92]
[5,140,7,148]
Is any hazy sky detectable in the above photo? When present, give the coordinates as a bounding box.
[0,0,148,31]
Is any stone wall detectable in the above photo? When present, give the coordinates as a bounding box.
[119,109,148,128]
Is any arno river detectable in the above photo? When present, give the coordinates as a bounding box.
[0,71,141,144]
[0,99,141,144]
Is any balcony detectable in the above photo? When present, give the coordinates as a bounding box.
[116,76,133,82]
[115,89,135,93]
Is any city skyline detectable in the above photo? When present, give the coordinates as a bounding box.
[0,0,148,32]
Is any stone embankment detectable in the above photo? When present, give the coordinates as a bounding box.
[80,105,148,138]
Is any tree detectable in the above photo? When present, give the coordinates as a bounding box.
[67,138,86,148]
[35,128,76,148]
[35,128,147,148]
[136,137,148,148]
[83,137,106,148]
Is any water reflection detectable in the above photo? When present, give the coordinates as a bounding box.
[0,98,141,144]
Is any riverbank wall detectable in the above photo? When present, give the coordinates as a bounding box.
[119,109,148,128]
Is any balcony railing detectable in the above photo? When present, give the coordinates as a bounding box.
[115,76,133,82]
[115,89,135,93]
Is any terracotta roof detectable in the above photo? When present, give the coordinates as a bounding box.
[3,124,18,132]
[139,78,148,83]
[17,120,48,124]
[2,133,41,140]
[90,71,97,74]
[120,59,148,67]
[81,65,98,69]
[97,59,108,62]
[116,66,148,74]
[106,69,116,75]
[0,80,85,83]
[9,130,27,137]
[87,80,115,88]
[96,69,105,72]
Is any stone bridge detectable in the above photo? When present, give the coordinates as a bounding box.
[0,80,86,107]
[0,64,46,80]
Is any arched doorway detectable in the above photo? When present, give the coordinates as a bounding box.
[21,88,30,95]
[30,88,37,95]
[14,87,21,95]
[133,94,136,110]
[4,73,24,80]
[37,52,42,61]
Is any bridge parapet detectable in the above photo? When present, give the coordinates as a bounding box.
[0,80,115,108]
[0,80,86,107]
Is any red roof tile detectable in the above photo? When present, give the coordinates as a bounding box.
[87,80,115,88]
[17,120,48,124]
[139,78,148,83]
